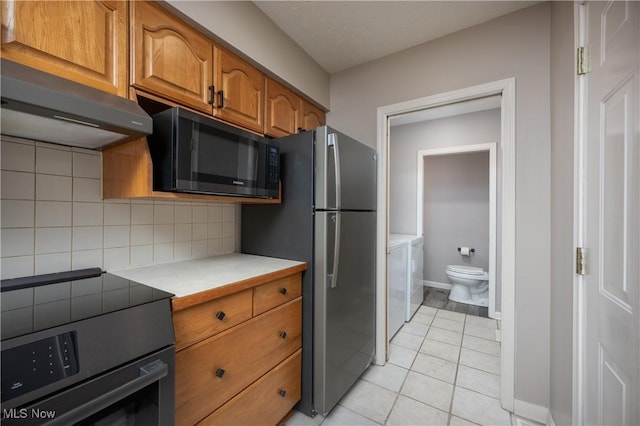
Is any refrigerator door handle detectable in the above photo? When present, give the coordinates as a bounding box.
[328,213,341,288]
[328,133,341,209]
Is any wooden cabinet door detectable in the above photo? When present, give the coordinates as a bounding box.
[300,99,326,131]
[214,47,264,133]
[1,0,127,97]
[264,77,300,137]
[131,1,213,114]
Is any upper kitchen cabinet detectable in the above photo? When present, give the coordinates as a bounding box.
[214,47,264,134]
[300,99,326,131]
[264,77,300,138]
[0,0,127,97]
[131,0,214,114]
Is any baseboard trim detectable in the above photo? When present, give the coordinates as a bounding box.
[423,280,452,290]
[513,399,549,424]
[546,410,557,426]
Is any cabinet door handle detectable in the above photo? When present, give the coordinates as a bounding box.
[217,90,224,109]
[278,389,287,397]
[215,368,225,378]
[297,127,304,133]
[208,85,215,105]
[279,287,287,295]
[215,311,226,321]
[279,331,287,339]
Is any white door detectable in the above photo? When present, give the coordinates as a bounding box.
[581,1,639,425]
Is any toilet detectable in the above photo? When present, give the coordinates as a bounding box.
[445,265,489,307]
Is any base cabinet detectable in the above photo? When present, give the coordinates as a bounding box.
[173,272,303,426]
[199,350,302,426]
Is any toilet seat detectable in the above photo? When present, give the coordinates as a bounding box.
[446,265,485,275]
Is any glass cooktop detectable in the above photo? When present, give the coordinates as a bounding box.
[1,269,174,340]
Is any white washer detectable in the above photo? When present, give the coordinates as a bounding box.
[407,236,424,320]
[387,237,409,340]
[389,234,425,323]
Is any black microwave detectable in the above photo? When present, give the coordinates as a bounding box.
[147,107,279,198]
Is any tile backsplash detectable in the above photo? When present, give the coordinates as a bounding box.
[0,137,239,279]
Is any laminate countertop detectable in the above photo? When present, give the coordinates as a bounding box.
[111,253,306,301]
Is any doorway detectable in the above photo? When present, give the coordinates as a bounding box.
[376,78,516,411]
[416,144,497,318]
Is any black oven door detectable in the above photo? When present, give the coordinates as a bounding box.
[172,108,278,198]
[1,346,174,426]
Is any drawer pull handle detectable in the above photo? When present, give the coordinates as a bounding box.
[279,331,287,339]
[279,389,287,397]
[279,287,287,295]
[216,311,226,321]
[215,368,225,378]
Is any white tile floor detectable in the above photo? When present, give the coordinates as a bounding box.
[287,306,543,426]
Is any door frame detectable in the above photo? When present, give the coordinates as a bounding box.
[416,143,498,319]
[573,3,586,423]
[375,77,516,411]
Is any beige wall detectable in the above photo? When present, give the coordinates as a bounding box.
[329,3,551,407]
[549,2,576,425]
[389,110,501,235]
[165,1,330,109]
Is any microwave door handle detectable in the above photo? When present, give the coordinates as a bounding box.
[328,133,341,210]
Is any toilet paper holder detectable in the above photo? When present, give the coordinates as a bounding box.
[457,247,475,253]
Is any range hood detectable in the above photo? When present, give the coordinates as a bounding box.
[0,59,152,149]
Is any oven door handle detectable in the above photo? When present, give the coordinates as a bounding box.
[48,360,168,426]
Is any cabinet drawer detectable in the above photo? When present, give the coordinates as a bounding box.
[173,289,252,350]
[176,298,302,426]
[253,274,302,316]
[199,349,302,426]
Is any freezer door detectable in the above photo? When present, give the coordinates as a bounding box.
[314,211,376,416]
[315,126,377,211]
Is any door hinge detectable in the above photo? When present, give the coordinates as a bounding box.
[577,46,590,75]
[576,247,587,275]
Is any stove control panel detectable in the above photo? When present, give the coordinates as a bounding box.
[1,331,79,401]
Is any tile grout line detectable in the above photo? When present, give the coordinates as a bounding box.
[391,309,468,424]
[445,311,466,426]
[453,315,506,425]
[380,317,431,425]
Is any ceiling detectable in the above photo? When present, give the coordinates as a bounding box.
[254,1,539,74]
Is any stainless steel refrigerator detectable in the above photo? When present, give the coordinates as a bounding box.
[241,126,376,417]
